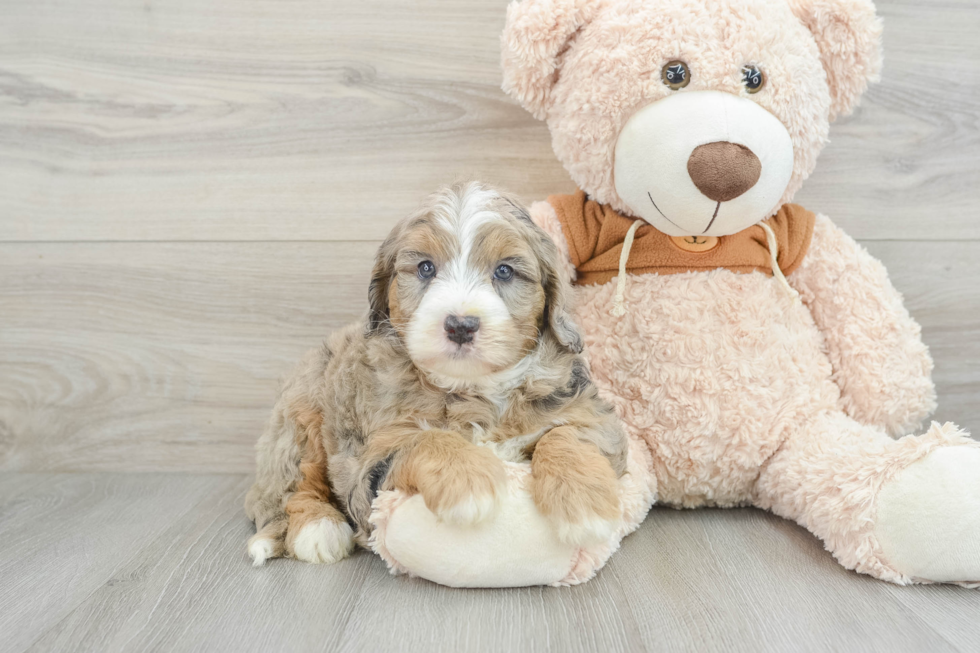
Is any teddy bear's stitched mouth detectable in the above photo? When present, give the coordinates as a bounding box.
[702,202,722,234]
[648,191,721,235]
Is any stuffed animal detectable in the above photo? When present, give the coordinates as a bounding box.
[367,0,980,588]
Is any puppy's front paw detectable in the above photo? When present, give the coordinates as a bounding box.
[426,451,506,526]
[531,431,622,547]
[403,434,507,526]
[536,474,621,547]
[289,517,355,564]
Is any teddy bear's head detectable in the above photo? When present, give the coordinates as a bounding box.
[501,0,882,237]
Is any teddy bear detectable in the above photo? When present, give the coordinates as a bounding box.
[365,0,980,588]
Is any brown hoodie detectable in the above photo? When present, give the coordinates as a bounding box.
[547,190,816,286]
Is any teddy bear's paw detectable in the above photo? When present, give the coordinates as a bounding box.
[553,515,619,548]
[875,445,980,583]
[290,517,355,565]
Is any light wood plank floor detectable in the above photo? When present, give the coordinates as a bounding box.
[1,0,978,651]
[3,473,980,653]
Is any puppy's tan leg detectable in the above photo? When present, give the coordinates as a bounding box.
[531,427,621,546]
[384,429,507,526]
[247,518,287,567]
[284,431,355,564]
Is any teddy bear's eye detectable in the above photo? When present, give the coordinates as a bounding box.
[742,65,765,94]
[661,61,690,91]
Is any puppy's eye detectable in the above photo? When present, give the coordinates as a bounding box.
[661,61,690,90]
[742,65,765,94]
[417,260,436,279]
[493,264,514,282]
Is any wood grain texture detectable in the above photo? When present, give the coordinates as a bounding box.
[0,0,977,242]
[1,240,977,474]
[0,0,978,649]
[862,240,980,429]
[0,241,375,473]
[608,508,967,653]
[2,473,977,653]
[0,473,240,653]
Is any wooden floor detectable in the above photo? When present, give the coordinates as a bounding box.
[3,473,980,653]
[1,0,978,651]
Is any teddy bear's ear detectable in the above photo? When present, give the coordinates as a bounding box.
[788,0,883,121]
[500,0,596,120]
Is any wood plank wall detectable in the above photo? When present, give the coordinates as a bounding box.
[1,0,978,473]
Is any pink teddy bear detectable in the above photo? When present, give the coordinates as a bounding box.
[368,0,980,587]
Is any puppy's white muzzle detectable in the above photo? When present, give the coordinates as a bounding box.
[613,90,794,237]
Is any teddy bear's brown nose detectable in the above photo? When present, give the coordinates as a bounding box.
[687,141,762,202]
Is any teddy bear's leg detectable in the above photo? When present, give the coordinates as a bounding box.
[370,469,580,588]
[753,411,980,585]
[368,436,657,588]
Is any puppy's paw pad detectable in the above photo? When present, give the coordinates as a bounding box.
[248,537,277,567]
[292,518,355,564]
[437,492,499,526]
[555,516,618,547]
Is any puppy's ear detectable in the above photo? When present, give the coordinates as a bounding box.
[504,197,583,353]
[366,226,401,336]
[788,0,883,121]
[500,0,597,121]
[543,261,583,354]
[531,224,583,355]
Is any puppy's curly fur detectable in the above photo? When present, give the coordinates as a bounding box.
[245,182,628,566]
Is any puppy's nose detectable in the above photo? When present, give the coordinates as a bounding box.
[444,315,480,345]
[687,141,762,202]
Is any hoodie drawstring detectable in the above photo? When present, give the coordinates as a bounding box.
[758,220,801,303]
[611,220,642,317]
[611,218,799,317]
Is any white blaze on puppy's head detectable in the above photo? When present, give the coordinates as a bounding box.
[366,182,582,387]
[407,186,518,381]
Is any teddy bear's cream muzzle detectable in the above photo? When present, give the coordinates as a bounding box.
[613,90,795,239]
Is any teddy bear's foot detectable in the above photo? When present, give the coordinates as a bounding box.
[372,470,580,587]
[876,446,980,584]
[553,515,619,548]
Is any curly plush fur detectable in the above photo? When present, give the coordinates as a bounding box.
[532,201,978,583]
[497,0,980,587]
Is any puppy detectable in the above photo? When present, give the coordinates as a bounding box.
[245,181,628,566]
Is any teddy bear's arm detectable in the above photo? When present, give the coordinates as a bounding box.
[788,215,936,436]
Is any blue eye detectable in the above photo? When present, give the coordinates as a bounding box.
[417,260,436,279]
[493,264,514,281]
